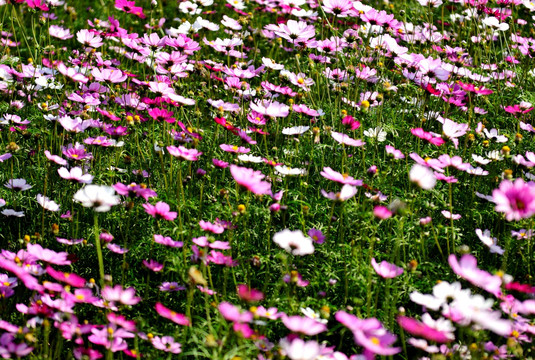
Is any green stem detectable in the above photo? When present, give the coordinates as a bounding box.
[94,213,106,287]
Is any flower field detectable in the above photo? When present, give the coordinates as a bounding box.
[1,0,535,358]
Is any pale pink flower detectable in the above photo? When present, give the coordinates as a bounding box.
[77,29,103,48]
[371,258,403,278]
[320,167,362,186]
[282,315,327,335]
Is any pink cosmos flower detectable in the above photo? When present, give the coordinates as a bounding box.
[249,100,289,118]
[373,206,392,219]
[199,220,225,234]
[342,115,361,130]
[437,154,471,171]
[411,128,445,146]
[279,338,321,360]
[102,285,141,305]
[46,266,86,287]
[143,202,177,221]
[385,145,405,159]
[331,132,365,147]
[154,234,183,248]
[115,0,146,18]
[322,0,353,17]
[0,256,43,293]
[230,165,271,195]
[27,243,70,265]
[44,150,67,165]
[143,259,163,272]
[167,145,202,161]
[220,144,250,154]
[371,258,403,278]
[320,167,363,186]
[267,20,316,43]
[208,99,241,113]
[282,315,327,335]
[237,284,264,302]
[91,68,128,83]
[321,184,358,202]
[49,25,73,40]
[151,336,181,354]
[218,302,253,323]
[335,311,400,356]
[448,254,502,296]
[58,167,93,184]
[254,306,283,320]
[441,210,461,220]
[458,81,493,95]
[155,303,190,325]
[492,178,535,221]
[76,29,103,48]
[56,62,89,83]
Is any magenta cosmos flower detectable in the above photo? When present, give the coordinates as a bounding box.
[230,165,271,195]
[143,202,177,221]
[155,302,190,326]
[492,178,535,221]
[396,316,452,343]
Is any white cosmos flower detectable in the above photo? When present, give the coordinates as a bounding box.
[273,229,314,256]
[472,154,491,165]
[486,150,504,161]
[475,229,504,254]
[300,307,328,324]
[262,57,285,70]
[36,194,60,212]
[282,126,310,135]
[275,166,308,176]
[1,209,24,217]
[73,185,120,212]
[409,164,436,190]
[363,127,387,142]
[238,154,263,163]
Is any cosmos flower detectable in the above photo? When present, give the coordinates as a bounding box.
[320,167,363,186]
[230,165,272,195]
[49,25,73,40]
[102,285,141,306]
[492,178,535,221]
[5,179,32,191]
[151,336,182,354]
[143,202,177,221]
[155,302,191,326]
[273,229,314,256]
[73,185,120,212]
[409,164,437,190]
[282,315,327,335]
[371,258,403,278]
[167,145,202,161]
[36,194,60,212]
